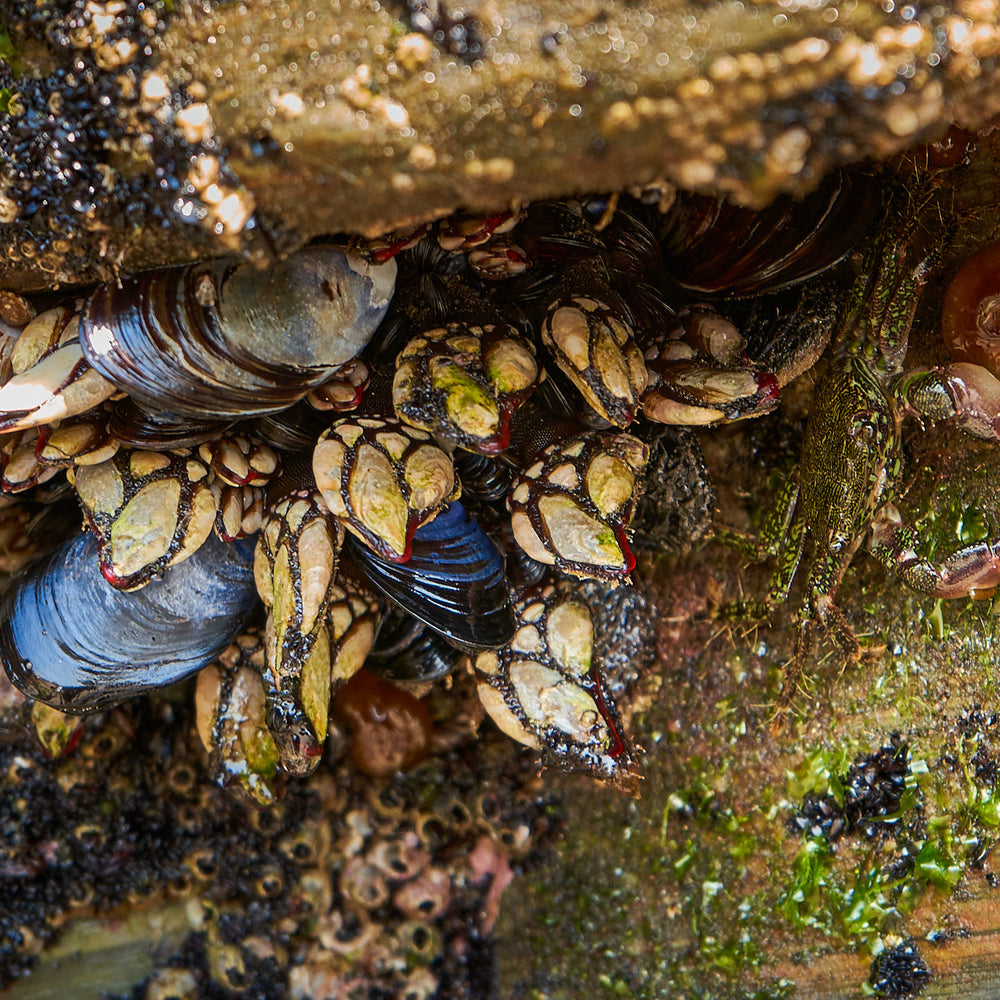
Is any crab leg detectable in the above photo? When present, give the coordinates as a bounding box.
[869,502,1000,598]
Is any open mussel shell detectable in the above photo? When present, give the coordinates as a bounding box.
[348,500,515,653]
[659,169,880,296]
[80,247,396,421]
[0,532,259,713]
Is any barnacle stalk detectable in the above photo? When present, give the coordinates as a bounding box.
[254,490,345,776]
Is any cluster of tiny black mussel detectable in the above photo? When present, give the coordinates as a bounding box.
[0,171,881,799]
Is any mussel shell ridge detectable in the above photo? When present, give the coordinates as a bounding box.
[0,533,259,713]
[349,501,515,653]
[80,248,397,421]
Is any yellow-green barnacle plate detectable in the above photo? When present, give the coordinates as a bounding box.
[70,448,217,590]
[313,416,458,563]
[541,295,648,428]
[393,324,538,455]
[326,581,380,686]
[30,702,84,759]
[194,627,280,806]
[506,431,649,582]
[253,490,344,776]
[254,491,342,637]
[473,585,637,787]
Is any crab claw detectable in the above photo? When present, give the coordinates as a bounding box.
[891,362,1000,442]
[870,502,1000,599]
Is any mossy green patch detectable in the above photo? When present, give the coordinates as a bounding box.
[0,28,21,76]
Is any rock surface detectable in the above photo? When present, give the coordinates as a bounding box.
[3,0,1000,289]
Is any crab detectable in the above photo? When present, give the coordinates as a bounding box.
[743,181,1000,709]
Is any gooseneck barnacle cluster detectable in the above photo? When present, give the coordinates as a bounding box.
[4,156,999,804]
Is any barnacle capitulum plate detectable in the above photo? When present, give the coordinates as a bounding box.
[540,295,648,428]
[71,448,218,590]
[474,583,639,790]
[254,489,345,775]
[195,627,280,807]
[392,323,539,454]
[0,532,258,713]
[313,416,459,563]
[507,431,649,581]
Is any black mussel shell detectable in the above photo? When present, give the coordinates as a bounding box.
[0,532,259,713]
[255,401,332,453]
[462,498,548,591]
[80,248,395,421]
[348,500,514,652]
[451,450,515,503]
[366,606,465,682]
[108,397,230,449]
[659,169,880,296]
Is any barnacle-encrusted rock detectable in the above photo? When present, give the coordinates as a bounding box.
[4,2,1000,290]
